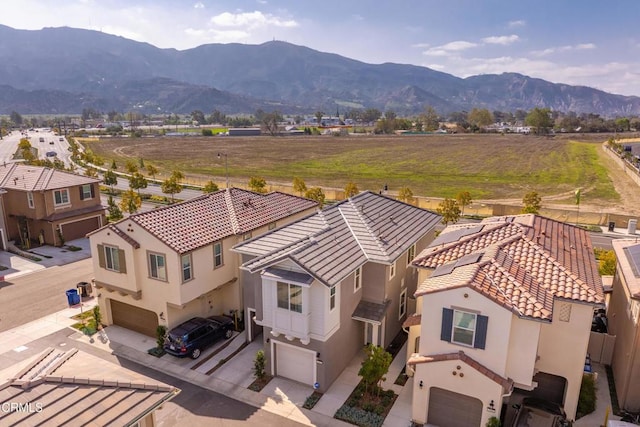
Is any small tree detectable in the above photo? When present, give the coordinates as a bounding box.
[305,187,325,207]
[161,177,182,203]
[103,169,117,194]
[254,349,266,380]
[344,182,359,198]
[293,177,307,196]
[203,180,219,193]
[437,198,461,225]
[170,170,185,183]
[156,325,167,350]
[249,176,267,193]
[119,189,142,214]
[125,159,138,174]
[111,159,117,170]
[456,191,472,216]
[358,344,392,396]
[92,306,102,330]
[128,172,148,194]
[138,157,145,169]
[146,164,158,180]
[522,191,542,214]
[107,195,123,222]
[84,167,98,178]
[597,249,617,276]
[397,187,414,204]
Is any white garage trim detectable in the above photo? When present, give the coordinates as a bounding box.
[271,340,316,386]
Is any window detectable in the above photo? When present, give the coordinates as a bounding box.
[389,260,396,279]
[441,308,488,349]
[277,282,302,313]
[53,189,70,206]
[407,244,416,266]
[27,192,34,209]
[104,245,120,272]
[213,241,223,268]
[149,252,167,281]
[181,254,192,282]
[330,286,336,311]
[354,267,362,292]
[243,232,252,241]
[80,184,93,200]
[399,288,407,319]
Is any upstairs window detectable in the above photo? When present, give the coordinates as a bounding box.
[389,260,396,279]
[54,189,70,206]
[399,288,407,319]
[407,244,416,266]
[27,192,34,209]
[181,254,193,282]
[441,308,488,349]
[149,252,167,281]
[277,282,302,313]
[80,184,94,200]
[213,241,223,268]
[354,267,362,292]
[104,245,120,271]
[330,286,336,311]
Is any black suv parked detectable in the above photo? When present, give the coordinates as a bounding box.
[164,316,234,359]
[513,397,569,427]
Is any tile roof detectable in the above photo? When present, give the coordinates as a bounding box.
[234,191,441,287]
[613,239,640,300]
[352,299,391,324]
[109,188,317,253]
[407,350,513,391]
[413,214,604,320]
[0,347,179,426]
[0,163,100,192]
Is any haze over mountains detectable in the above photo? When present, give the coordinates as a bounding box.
[1,24,639,117]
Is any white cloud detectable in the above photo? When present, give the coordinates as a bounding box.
[411,42,430,49]
[532,43,596,57]
[482,34,519,45]
[210,11,298,29]
[576,43,596,50]
[256,0,268,3]
[193,2,204,9]
[508,20,526,28]
[440,40,477,51]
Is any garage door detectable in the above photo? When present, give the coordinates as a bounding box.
[110,300,158,337]
[61,217,100,241]
[524,372,567,405]
[428,387,483,427]
[275,342,315,385]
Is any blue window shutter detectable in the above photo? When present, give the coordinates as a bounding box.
[474,314,488,349]
[441,308,453,342]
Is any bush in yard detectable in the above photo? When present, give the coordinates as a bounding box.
[156,325,167,350]
[358,344,392,396]
[92,306,102,330]
[576,373,596,419]
[254,350,266,379]
[335,404,384,427]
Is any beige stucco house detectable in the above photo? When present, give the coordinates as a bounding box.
[233,191,441,392]
[405,214,604,426]
[0,163,104,248]
[88,188,317,337]
[608,238,640,412]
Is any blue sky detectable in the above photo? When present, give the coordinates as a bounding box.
[3,0,640,97]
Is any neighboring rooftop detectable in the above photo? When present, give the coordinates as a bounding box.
[0,347,179,426]
[0,163,100,192]
[234,191,441,287]
[97,188,317,254]
[613,238,640,300]
[413,214,604,320]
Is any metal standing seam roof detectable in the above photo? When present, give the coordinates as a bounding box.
[413,214,604,320]
[234,191,442,287]
[0,163,100,191]
[111,188,317,254]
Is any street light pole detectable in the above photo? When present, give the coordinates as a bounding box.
[217,152,229,188]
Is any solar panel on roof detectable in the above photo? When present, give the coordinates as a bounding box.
[455,252,483,267]
[430,225,483,246]
[624,245,640,278]
[431,262,457,278]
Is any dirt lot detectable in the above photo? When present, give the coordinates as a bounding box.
[82,132,640,215]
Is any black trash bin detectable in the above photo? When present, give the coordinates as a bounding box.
[76,281,92,298]
[65,289,80,306]
[608,221,615,232]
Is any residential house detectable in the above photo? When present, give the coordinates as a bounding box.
[405,215,604,426]
[88,188,317,337]
[233,191,441,392]
[0,347,179,426]
[608,239,640,412]
[0,163,104,248]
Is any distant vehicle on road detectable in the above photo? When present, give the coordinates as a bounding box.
[39,137,45,142]
[50,141,54,145]
[46,151,57,157]
[59,137,63,141]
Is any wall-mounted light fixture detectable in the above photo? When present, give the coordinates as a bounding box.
[266,338,270,343]
[419,380,423,389]
[487,400,495,412]
[159,312,165,321]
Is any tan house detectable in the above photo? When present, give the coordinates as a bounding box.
[0,347,179,426]
[608,238,640,412]
[233,191,441,392]
[88,188,317,337]
[405,215,604,426]
[0,163,104,248]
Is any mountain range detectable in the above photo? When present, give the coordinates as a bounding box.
[0,24,639,117]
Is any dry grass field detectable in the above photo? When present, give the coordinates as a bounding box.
[83,132,619,206]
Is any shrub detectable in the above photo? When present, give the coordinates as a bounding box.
[92,306,102,330]
[576,373,597,419]
[335,404,385,427]
[254,350,266,379]
[156,325,167,350]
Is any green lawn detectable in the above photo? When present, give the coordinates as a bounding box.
[83,134,617,202]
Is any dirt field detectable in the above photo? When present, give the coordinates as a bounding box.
[82,132,640,214]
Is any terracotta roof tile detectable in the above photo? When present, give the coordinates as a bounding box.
[123,188,317,253]
[407,350,513,391]
[414,214,604,316]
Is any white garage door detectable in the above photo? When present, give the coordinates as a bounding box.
[428,387,483,427]
[275,342,315,386]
